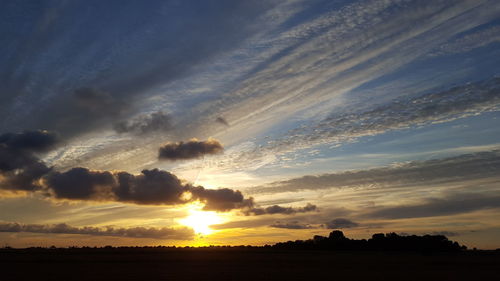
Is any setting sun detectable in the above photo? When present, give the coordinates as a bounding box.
[179,207,223,235]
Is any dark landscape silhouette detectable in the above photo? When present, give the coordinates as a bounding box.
[1,231,499,281]
[0,230,469,252]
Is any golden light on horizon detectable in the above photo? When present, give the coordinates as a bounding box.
[179,205,224,235]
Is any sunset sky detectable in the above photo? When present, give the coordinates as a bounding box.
[1,0,500,249]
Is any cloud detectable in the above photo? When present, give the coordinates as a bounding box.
[45,167,115,200]
[272,218,362,230]
[270,221,315,229]
[430,231,459,237]
[219,77,500,172]
[0,131,250,212]
[32,88,132,139]
[325,218,359,229]
[158,138,223,160]
[213,206,352,230]
[429,25,500,57]
[365,193,500,219]
[244,203,317,216]
[0,162,52,193]
[3,0,496,172]
[315,77,500,139]
[0,1,277,139]
[0,130,58,152]
[189,186,254,212]
[73,88,128,115]
[171,2,500,170]
[114,111,172,134]
[211,217,277,230]
[43,167,252,212]
[252,149,500,194]
[0,221,194,240]
[215,117,229,127]
[0,130,58,191]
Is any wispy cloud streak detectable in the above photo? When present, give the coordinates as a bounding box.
[365,193,500,219]
[251,150,500,194]
[223,78,500,170]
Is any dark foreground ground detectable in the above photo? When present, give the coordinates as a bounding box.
[1,248,499,281]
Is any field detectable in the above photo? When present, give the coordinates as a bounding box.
[1,248,499,281]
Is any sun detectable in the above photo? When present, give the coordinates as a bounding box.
[179,207,223,235]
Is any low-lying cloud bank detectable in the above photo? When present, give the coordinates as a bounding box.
[244,203,317,216]
[270,218,359,229]
[158,138,223,160]
[270,218,360,230]
[325,218,359,229]
[213,216,360,230]
[270,221,315,229]
[0,222,194,240]
[252,149,500,194]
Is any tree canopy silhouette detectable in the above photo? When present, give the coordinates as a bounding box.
[272,230,466,252]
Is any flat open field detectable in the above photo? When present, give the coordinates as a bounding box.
[1,248,499,281]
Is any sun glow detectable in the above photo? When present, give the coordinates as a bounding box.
[179,206,224,235]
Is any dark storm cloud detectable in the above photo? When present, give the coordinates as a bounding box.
[0,130,57,191]
[0,162,52,192]
[365,193,500,219]
[112,169,187,205]
[114,111,172,134]
[0,222,194,240]
[0,130,58,152]
[270,221,315,229]
[189,186,254,212]
[43,167,252,212]
[45,168,115,200]
[244,203,317,216]
[158,138,223,160]
[325,218,359,229]
[0,1,276,139]
[252,150,500,194]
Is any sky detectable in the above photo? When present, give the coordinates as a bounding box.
[1,0,500,249]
